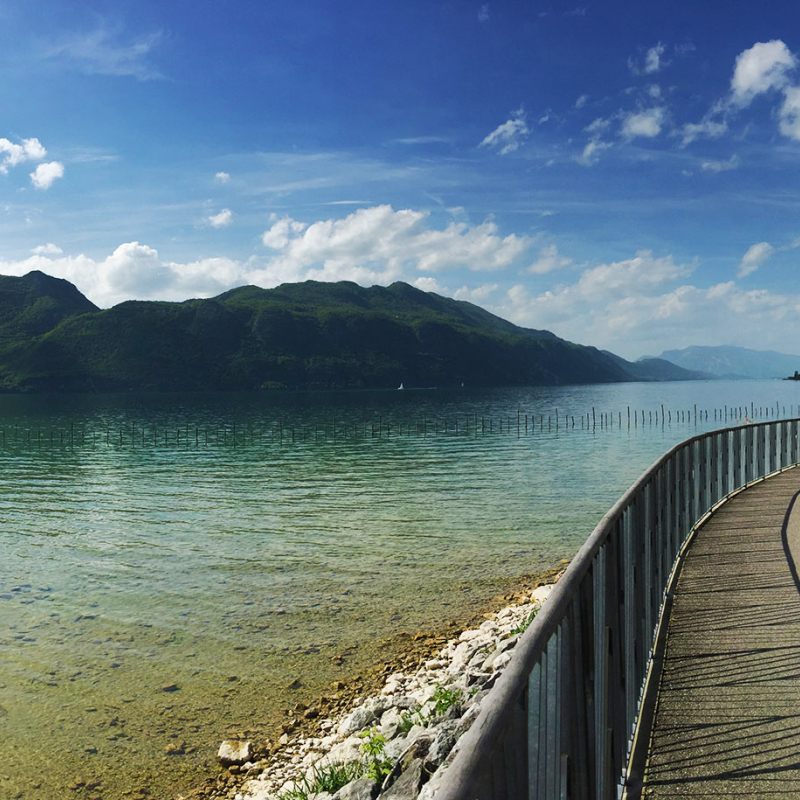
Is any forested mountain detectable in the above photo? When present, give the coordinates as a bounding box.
[0,271,701,392]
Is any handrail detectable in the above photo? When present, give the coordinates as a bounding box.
[431,418,800,800]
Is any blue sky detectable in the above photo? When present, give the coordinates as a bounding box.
[2,0,800,358]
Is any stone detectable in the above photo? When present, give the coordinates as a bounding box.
[426,720,458,769]
[337,705,375,736]
[331,776,379,800]
[217,740,253,766]
[381,758,425,798]
[454,702,482,738]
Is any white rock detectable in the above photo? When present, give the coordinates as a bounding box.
[492,651,513,672]
[218,740,253,766]
[337,706,375,736]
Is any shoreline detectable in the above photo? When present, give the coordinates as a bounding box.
[179,564,566,800]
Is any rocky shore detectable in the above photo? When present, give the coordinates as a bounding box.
[179,569,562,800]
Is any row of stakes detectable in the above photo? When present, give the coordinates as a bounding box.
[0,402,794,448]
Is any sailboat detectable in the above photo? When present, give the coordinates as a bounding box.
[397,382,404,390]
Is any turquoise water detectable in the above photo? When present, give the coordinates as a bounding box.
[1,381,798,798]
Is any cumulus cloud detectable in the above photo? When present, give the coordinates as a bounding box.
[730,40,796,107]
[620,107,665,139]
[0,243,245,308]
[30,161,64,189]
[0,207,539,308]
[413,276,445,293]
[215,171,230,183]
[479,108,530,154]
[644,43,667,74]
[486,251,800,357]
[453,284,498,303]
[681,41,798,147]
[259,205,531,283]
[629,43,667,76]
[528,244,572,274]
[575,94,589,109]
[0,137,46,174]
[207,208,233,228]
[738,242,774,277]
[31,243,63,255]
[700,154,740,172]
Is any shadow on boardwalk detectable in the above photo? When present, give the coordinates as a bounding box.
[642,468,800,798]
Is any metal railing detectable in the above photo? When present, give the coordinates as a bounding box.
[433,419,800,800]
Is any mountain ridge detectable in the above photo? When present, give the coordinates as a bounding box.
[643,345,800,380]
[0,271,706,392]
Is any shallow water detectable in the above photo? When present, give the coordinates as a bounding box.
[0,381,797,798]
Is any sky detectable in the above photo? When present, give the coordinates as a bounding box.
[2,0,800,359]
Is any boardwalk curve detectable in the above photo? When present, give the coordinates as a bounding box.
[642,466,800,797]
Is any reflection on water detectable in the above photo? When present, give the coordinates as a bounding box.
[0,381,797,797]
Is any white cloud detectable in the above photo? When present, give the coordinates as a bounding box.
[479,108,530,154]
[485,251,800,357]
[259,205,531,282]
[528,244,572,274]
[730,40,796,107]
[647,84,662,99]
[215,171,230,183]
[679,116,728,147]
[620,107,665,139]
[453,284,498,303]
[30,161,64,190]
[478,4,490,22]
[575,94,589,109]
[261,216,308,249]
[575,136,612,166]
[779,85,800,140]
[645,43,667,74]
[0,207,538,308]
[0,137,46,174]
[413,277,445,293]
[700,154,740,172]
[629,43,667,76]
[31,243,63,256]
[738,242,774,277]
[45,27,165,81]
[208,208,233,228]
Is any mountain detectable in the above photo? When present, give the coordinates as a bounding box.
[603,351,712,381]
[646,345,800,380]
[0,271,700,392]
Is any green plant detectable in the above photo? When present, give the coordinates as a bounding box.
[398,708,426,733]
[359,727,393,783]
[430,684,462,717]
[277,760,361,800]
[510,606,540,636]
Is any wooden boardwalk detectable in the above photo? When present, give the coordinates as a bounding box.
[642,467,800,798]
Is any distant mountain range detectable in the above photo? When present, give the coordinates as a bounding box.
[643,345,800,380]
[0,271,709,392]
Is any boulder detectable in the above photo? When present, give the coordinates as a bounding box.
[217,739,253,766]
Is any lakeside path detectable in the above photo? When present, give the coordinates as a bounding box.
[642,466,800,797]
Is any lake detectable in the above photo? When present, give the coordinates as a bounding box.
[1,380,798,798]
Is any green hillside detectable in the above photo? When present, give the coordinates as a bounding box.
[0,271,672,392]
